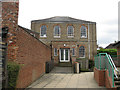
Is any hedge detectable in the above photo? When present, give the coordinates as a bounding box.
[97,49,117,55]
[7,62,20,89]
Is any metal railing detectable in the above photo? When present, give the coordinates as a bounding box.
[94,53,119,87]
[108,55,119,78]
[110,55,120,67]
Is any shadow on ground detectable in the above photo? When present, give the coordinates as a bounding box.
[50,66,74,74]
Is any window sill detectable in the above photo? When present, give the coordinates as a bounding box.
[81,36,87,38]
[54,36,61,38]
[40,36,47,38]
[79,57,85,58]
[68,36,74,38]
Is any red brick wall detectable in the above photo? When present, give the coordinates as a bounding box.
[117,47,120,56]
[52,41,79,65]
[2,1,19,61]
[94,67,105,86]
[94,67,116,89]
[105,70,113,88]
[15,26,51,88]
[2,1,51,88]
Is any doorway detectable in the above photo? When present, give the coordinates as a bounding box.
[59,48,70,62]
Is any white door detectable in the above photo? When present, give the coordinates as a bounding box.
[60,48,70,62]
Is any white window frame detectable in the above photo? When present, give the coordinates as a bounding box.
[54,26,61,38]
[59,49,70,62]
[72,48,75,56]
[79,46,85,58]
[67,26,74,37]
[80,26,87,38]
[40,25,47,37]
[54,48,57,56]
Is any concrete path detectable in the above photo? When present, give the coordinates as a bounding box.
[28,67,106,89]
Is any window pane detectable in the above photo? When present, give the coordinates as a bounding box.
[79,46,85,57]
[81,26,86,37]
[61,49,64,60]
[68,26,73,36]
[41,25,47,36]
[72,48,75,56]
[54,48,57,56]
[65,49,68,60]
[54,26,60,36]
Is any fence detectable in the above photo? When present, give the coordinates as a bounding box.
[94,53,116,87]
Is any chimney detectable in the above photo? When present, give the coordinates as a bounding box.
[2,0,19,28]
[1,0,19,62]
[2,0,19,44]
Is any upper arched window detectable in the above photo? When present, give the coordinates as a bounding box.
[67,26,74,37]
[40,25,47,37]
[79,46,85,57]
[54,26,60,37]
[81,26,87,38]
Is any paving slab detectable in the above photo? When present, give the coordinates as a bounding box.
[27,67,106,89]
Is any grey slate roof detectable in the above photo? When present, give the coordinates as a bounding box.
[31,16,96,24]
[113,41,120,48]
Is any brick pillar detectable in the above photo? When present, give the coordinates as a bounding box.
[2,0,19,62]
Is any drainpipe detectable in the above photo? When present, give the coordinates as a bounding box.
[50,41,52,61]
[88,23,90,60]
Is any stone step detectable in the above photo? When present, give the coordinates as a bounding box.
[114,77,120,81]
[115,81,120,85]
[59,62,72,67]
[115,85,120,88]
[114,74,120,77]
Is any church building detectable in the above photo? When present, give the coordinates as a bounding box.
[31,16,97,67]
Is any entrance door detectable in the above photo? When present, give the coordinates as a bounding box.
[60,48,70,62]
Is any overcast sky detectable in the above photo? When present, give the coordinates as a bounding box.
[18,0,119,48]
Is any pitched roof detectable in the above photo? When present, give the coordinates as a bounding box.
[113,41,120,48]
[31,16,96,24]
[105,43,115,49]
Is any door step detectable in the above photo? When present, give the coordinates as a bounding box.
[115,81,120,85]
[59,62,72,67]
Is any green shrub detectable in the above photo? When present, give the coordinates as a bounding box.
[7,62,20,89]
[97,49,117,55]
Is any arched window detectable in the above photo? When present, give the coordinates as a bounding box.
[67,26,74,37]
[40,25,47,37]
[54,26,60,37]
[81,26,87,38]
[79,46,85,57]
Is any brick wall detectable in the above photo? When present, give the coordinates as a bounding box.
[31,18,97,61]
[94,67,116,89]
[94,67,105,86]
[2,1,51,88]
[15,26,51,88]
[2,1,19,61]
[105,70,113,88]
[117,47,120,56]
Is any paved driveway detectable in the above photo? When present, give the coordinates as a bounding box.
[28,67,106,89]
